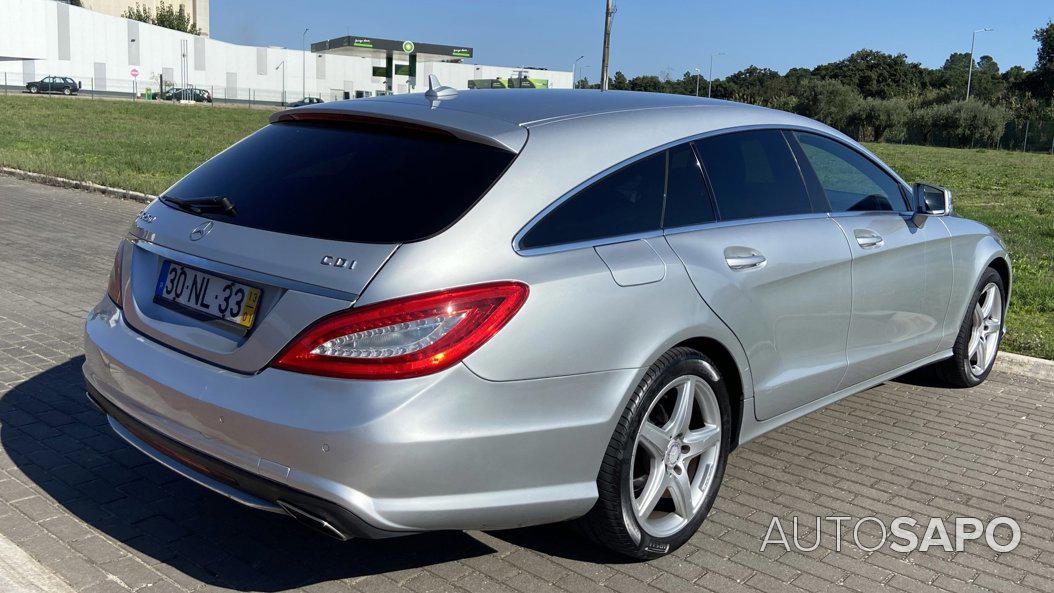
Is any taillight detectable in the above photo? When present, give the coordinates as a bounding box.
[106,243,125,308]
[272,281,529,380]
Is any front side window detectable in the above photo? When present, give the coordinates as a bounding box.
[693,130,813,221]
[519,151,666,250]
[794,132,907,212]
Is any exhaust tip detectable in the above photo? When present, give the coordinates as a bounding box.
[277,500,350,541]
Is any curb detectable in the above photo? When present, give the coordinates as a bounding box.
[995,351,1054,383]
[0,166,154,204]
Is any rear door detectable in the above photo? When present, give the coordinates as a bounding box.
[790,131,952,387]
[123,118,517,373]
[664,130,853,421]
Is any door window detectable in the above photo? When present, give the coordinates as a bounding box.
[693,130,814,221]
[663,143,716,228]
[520,151,666,250]
[794,132,908,212]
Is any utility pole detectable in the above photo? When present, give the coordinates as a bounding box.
[302,28,310,100]
[965,27,992,101]
[600,0,615,90]
[708,52,724,98]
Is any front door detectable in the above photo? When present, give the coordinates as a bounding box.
[789,131,952,387]
[665,130,852,421]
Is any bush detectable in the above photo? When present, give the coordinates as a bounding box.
[906,101,1009,147]
[861,97,910,142]
[794,80,865,136]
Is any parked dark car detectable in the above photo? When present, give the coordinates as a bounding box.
[26,76,80,95]
[162,87,212,103]
[289,96,324,107]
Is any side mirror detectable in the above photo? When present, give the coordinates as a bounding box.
[912,182,952,227]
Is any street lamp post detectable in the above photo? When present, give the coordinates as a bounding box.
[301,28,309,100]
[573,55,584,90]
[966,27,993,101]
[707,52,725,98]
[694,67,701,96]
[275,60,285,105]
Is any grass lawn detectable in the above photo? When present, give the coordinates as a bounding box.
[1,95,1051,359]
[0,95,270,195]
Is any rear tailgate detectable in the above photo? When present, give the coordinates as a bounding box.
[120,114,517,373]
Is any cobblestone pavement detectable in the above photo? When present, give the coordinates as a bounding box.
[1,174,1052,593]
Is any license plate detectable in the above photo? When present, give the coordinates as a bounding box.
[155,261,262,328]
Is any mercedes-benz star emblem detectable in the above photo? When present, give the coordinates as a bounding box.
[189,221,214,241]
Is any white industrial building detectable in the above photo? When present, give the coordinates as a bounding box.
[0,0,571,104]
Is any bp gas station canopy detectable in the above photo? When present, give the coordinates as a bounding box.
[312,36,473,92]
[311,36,473,62]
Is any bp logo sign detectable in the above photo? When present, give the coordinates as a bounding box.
[402,41,415,53]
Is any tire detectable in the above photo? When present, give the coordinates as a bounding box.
[28,85,39,94]
[578,347,731,559]
[933,267,1005,388]
[62,86,72,95]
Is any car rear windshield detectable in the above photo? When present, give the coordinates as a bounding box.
[162,120,516,243]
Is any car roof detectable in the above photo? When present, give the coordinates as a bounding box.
[274,89,846,154]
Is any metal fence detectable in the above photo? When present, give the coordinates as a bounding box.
[0,71,326,108]
[999,119,1054,154]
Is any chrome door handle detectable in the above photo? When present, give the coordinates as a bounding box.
[724,247,767,270]
[854,229,885,249]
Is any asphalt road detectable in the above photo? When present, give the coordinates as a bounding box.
[1,174,1052,593]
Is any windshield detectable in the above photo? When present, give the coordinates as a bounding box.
[162,121,515,243]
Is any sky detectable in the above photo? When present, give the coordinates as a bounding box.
[213,1,1053,79]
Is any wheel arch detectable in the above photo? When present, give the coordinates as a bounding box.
[987,255,1012,306]
[671,336,745,452]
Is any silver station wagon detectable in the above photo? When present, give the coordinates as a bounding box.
[84,86,1010,558]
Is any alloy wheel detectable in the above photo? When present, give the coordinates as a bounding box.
[968,282,1002,378]
[629,374,722,538]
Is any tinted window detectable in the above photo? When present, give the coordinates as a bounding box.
[795,132,907,212]
[520,152,665,249]
[163,121,515,243]
[663,143,716,228]
[694,130,812,221]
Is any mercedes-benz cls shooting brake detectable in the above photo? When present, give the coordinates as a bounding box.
[84,89,1011,559]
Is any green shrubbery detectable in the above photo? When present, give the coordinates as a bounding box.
[788,81,1010,148]
[582,21,1054,149]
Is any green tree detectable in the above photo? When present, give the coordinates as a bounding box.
[812,49,925,99]
[609,71,630,91]
[1026,21,1054,97]
[122,2,201,35]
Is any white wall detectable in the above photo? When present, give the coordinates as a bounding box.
[0,0,571,101]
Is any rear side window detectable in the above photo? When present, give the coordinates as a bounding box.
[162,121,515,243]
[693,130,813,221]
[663,143,716,228]
[519,151,666,250]
[794,132,908,212]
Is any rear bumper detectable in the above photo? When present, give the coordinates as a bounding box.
[83,297,637,534]
[86,383,394,540]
